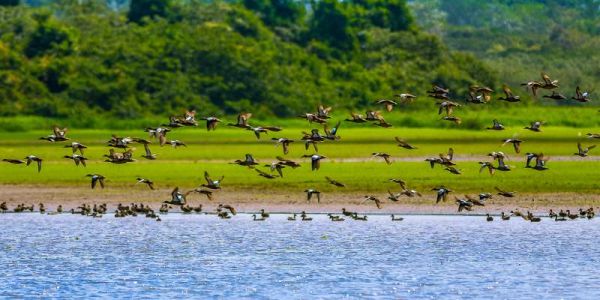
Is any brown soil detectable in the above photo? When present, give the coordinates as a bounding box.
[1,184,599,215]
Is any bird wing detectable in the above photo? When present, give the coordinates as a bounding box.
[577,142,583,153]
[575,86,581,98]
[91,177,97,189]
[37,160,42,172]
[447,148,454,160]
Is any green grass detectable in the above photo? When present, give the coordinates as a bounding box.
[0,126,598,194]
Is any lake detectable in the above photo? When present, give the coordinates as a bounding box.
[1,213,598,299]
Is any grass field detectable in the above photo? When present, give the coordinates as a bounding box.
[0,125,598,196]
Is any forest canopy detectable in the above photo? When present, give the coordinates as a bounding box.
[0,0,597,119]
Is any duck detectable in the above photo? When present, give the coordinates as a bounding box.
[586,133,600,139]
[531,154,549,171]
[302,154,326,171]
[328,214,344,221]
[572,86,590,102]
[304,189,321,203]
[438,101,461,116]
[365,111,384,122]
[200,116,221,131]
[455,198,473,212]
[387,190,401,202]
[232,154,259,167]
[193,204,203,213]
[86,174,106,189]
[272,138,294,155]
[64,154,88,167]
[444,166,461,175]
[442,116,461,125]
[57,205,63,213]
[479,162,496,175]
[373,119,392,128]
[259,209,269,218]
[25,155,43,172]
[549,209,557,218]
[218,211,231,219]
[486,214,493,222]
[136,177,154,190]
[394,137,417,149]
[141,143,157,160]
[265,162,286,177]
[542,91,567,100]
[276,156,301,168]
[394,93,416,103]
[227,113,252,129]
[252,214,266,221]
[316,105,333,119]
[345,113,367,123]
[520,80,543,97]
[0,202,7,213]
[501,212,510,220]
[425,157,443,168]
[325,176,345,187]
[202,171,224,189]
[574,142,596,157]
[486,119,505,130]
[39,203,45,214]
[247,126,269,139]
[502,138,523,153]
[64,142,87,154]
[323,121,341,140]
[168,140,186,148]
[566,210,579,220]
[498,84,521,102]
[256,168,279,179]
[495,187,515,198]
[159,204,169,214]
[554,215,567,221]
[432,186,452,203]
[298,113,327,124]
[301,214,313,221]
[438,148,455,166]
[164,187,186,206]
[524,121,543,132]
[372,152,392,164]
[539,72,559,90]
[375,99,398,112]
[352,213,368,221]
[287,214,297,221]
[39,126,69,142]
[362,195,382,209]
[391,214,404,221]
[341,208,353,217]
[218,204,237,215]
[400,189,422,197]
[389,178,406,189]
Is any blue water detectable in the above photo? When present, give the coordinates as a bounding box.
[1,213,599,299]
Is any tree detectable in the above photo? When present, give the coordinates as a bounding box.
[0,0,20,6]
[309,0,357,55]
[127,0,171,23]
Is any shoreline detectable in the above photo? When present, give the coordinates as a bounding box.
[2,184,598,215]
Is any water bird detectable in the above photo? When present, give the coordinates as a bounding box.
[233,154,259,167]
[39,126,69,142]
[395,137,417,149]
[168,140,186,148]
[25,155,43,172]
[227,112,252,129]
[575,142,595,157]
[64,154,87,167]
[304,189,321,203]
[501,212,510,220]
[394,93,416,103]
[442,116,461,125]
[399,189,422,197]
[276,156,301,168]
[324,121,341,140]
[202,171,224,189]
[299,113,327,124]
[325,176,345,187]
[498,84,521,102]
[316,105,333,119]
[272,138,294,155]
[201,116,221,131]
[352,213,368,221]
[502,138,523,153]
[218,204,237,215]
[455,198,473,212]
[375,99,397,112]
[252,214,266,221]
[65,142,87,154]
[362,195,382,209]
[287,214,297,221]
[572,86,591,102]
[495,187,516,198]
[141,143,157,160]
[438,101,461,116]
[432,186,452,203]
[391,214,404,221]
[164,187,186,205]
[259,209,269,218]
[345,113,367,123]
[387,190,401,202]
[486,119,505,130]
[3,158,25,164]
[372,152,392,164]
[328,214,344,221]
[265,162,285,177]
[136,177,154,190]
[542,91,567,100]
[539,72,559,90]
[389,178,406,189]
[486,214,493,222]
[86,174,105,189]
[524,121,544,132]
[586,133,600,139]
[444,166,461,175]
[255,168,279,179]
[302,154,326,171]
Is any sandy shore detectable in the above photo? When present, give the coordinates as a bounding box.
[1,184,599,215]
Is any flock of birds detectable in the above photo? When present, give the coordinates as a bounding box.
[1,72,598,222]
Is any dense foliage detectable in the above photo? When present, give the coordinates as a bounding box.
[0,0,500,119]
[410,0,600,96]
